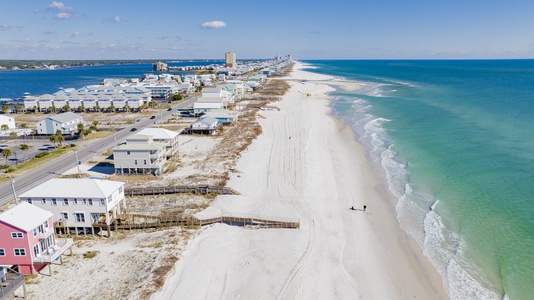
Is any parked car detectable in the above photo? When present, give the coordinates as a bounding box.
[130,128,137,132]
[150,115,156,119]
[167,107,173,111]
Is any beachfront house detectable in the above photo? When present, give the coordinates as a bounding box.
[36,112,85,135]
[18,178,126,236]
[184,116,220,135]
[0,115,16,130]
[205,109,239,124]
[113,134,167,176]
[137,128,179,158]
[0,202,74,275]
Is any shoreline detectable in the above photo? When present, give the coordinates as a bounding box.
[154,62,449,299]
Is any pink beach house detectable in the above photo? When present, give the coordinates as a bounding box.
[0,202,73,275]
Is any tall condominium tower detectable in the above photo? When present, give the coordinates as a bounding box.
[225,52,236,68]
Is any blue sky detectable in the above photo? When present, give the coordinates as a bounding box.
[1,1,534,60]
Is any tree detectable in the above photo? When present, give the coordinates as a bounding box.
[19,123,28,129]
[1,124,8,131]
[77,123,85,135]
[123,104,129,113]
[49,134,59,147]
[9,132,17,146]
[1,104,8,114]
[2,148,12,166]
[13,104,22,113]
[172,94,183,101]
[20,144,29,150]
[62,104,71,112]
[108,105,116,112]
[91,120,99,131]
[148,100,157,108]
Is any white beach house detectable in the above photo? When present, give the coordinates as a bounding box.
[0,115,16,130]
[18,178,126,235]
[36,112,85,135]
[113,134,167,176]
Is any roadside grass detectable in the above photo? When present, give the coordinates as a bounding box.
[0,147,70,181]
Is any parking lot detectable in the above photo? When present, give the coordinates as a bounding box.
[0,137,79,168]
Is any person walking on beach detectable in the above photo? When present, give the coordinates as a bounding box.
[363,205,367,212]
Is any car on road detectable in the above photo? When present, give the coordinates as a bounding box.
[167,108,172,111]
[130,128,137,132]
[150,115,156,119]
[136,119,140,122]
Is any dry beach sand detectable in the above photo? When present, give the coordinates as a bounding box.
[20,62,449,299]
[153,63,449,299]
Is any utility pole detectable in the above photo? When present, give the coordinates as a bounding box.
[75,150,82,178]
[9,176,18,204]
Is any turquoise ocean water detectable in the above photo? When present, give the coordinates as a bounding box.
[304,60,534,300]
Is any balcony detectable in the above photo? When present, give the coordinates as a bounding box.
[33,238,74,264]
[37,227,54,240]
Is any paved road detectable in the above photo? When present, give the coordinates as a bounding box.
[0,97,197,206]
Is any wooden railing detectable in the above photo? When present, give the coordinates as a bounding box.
[0,270,24,300]
[124,185,239,196]
[93,212,299,230]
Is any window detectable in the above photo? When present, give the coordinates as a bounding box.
[61,212,69,220]
[51,198,57,206]
[73,198,78,205]
[33,228,37,237]
[144,159,147,165]
[38,225,44,234]
[33,244,39,256]
[45,220,49,228]
[41,198,46,204]
[135,159,138,165]
[11,232,23,238]
[88,199,93,206]
[14,249,26,256]
[82,199,87,205]
[63,199,69,205]
[27,198,33,204]
[75,213,86,223]
[100,199,105,206]
[0,249,5,256]
[119,187,123,193]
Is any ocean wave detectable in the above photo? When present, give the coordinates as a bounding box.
[337,94,502,299]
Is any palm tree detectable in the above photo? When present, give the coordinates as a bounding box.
[91,120,99,131]
[9,132,17,146]
[1,104,9,114]
[62,105,71,112]
[13,104,22,113]
[1,124,8,131]
[49,134,59,148]
[2,148,12,166]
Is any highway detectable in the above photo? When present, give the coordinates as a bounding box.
[0,97,197,206]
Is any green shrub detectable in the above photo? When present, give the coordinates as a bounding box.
[35,152,49,159]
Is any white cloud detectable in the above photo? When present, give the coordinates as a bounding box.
[71,31,80,37]
[200,20,226,29]
[47,2,73,20]
[1,24,9,31]
[113,16,121,23]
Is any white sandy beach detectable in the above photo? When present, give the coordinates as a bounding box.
[153,63,449,299]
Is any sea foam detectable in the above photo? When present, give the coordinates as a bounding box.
[334,84,502,300]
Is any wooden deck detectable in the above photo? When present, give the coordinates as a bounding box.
[93,212,299,230]
[0,270,25,300]
[124,185,240,196]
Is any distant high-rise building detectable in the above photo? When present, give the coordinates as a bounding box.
[152,61,168,72]
[225,52,236,68]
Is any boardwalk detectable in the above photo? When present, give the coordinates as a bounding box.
[124,185,239,196]
[93,212,300,230]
